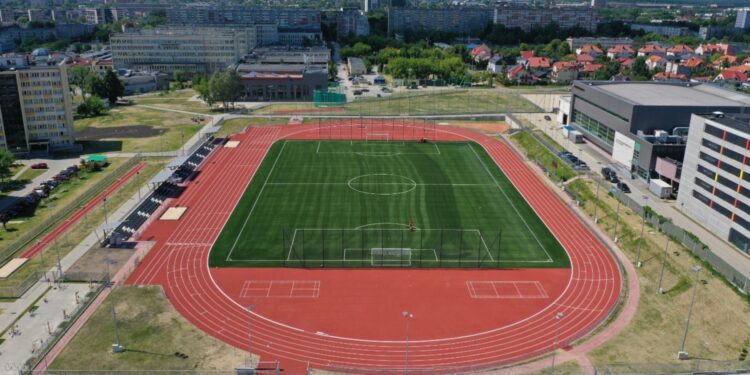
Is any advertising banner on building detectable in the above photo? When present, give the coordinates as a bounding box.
[612,131,635,169]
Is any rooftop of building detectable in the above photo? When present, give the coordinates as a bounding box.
[574,81,750,107]
[698,112,750,135]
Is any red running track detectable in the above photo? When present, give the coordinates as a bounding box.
[127,120,621,373]
[20,162,147,260]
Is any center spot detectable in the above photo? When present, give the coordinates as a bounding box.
[347,174,417,196]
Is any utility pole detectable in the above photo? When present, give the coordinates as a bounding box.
[657,237,671,294]
[110,281,124,353]
[613,188,623,242]
[402,310,413,374]
[635,196,648,268]
[551,312,564,372]
[678,266,702,359]
[592,173,601,223]
[103,196,108,224]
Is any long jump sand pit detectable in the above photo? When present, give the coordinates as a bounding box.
[160,207,187,221]
[224,141,240,148]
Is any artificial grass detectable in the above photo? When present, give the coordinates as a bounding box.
[209,140,569,268]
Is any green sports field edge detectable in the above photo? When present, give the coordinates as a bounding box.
[209,140,570,269]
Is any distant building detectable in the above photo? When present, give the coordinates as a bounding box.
[337,8,369,39]
[120,71,170,95]
[677,113,750,253]
[245,46,330,65]
[494,5,599,32]
[166,5,321,32]
[27,9,52,23]
[699,26,739,40]
[0,24,95,53]
[234,63,327,101]
[0,9,14,24]
[0,65,76,154]
[736,8,750,29]
[591,0,606,8]
[389,8,492,35]
[567,37,633,51]
[85,8,118,25]
[628,23,693,37]
[111,26,254,73]
[348,57,367,75]
[569,81,750,180]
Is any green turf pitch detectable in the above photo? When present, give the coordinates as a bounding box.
[209,140,570,268]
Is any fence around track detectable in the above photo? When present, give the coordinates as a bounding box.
[282,228,503,268]
[0,156,140,269]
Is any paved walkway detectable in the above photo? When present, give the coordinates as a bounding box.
[522,112,750,278]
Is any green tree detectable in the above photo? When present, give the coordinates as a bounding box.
[0,149,15,182]
[76,95,107,117]
[209,70,243,110]
[84,72,106,98]
[630,56,652,80]
[172,70,188,89]
[103,69,125,104]
[68,66,90,97]
[193,76,215,108]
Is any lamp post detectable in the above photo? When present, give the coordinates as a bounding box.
[402,310,413,374]
[678,266,702,359]
[551,312,564,372]
[613,188,623,242]
[657,236,671,294]
[635,196,648,268]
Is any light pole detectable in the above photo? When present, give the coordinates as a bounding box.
[110,279,124,353]
[678,266,702,359]
[613,188,623,243]
[551,312,564,372]
[402,310,413,374]
[247,304,256,368]
[592,173,601,223]
[102,196,108,224]
[635,196,648,268]
[657,236,671,294]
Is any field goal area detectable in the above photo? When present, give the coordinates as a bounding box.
[282,228,501,268]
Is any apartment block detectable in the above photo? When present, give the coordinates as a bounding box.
[677,113,750,253]
[166,5,321,31]
[337,8,369,39]
[0,65,75,154]
[494,5,599,32]
[389,8,492,34]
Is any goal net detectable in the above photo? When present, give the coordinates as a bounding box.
[365,133,390,142]
[371,248,411,266]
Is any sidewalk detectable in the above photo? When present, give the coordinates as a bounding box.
[522,112,750,278]
[0,180,154,374]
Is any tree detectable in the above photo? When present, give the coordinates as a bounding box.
[208,70,243,110]
[76,95,107,117]
[103,69,125,104]
[173,70,188,89]
[0,211,9,231]
[193,76,215,108]
[630,56,652,80]
[68,66,90,97]
[84,72,106,98]
[0,149,15,183]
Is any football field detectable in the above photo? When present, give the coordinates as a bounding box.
[209,140,569,268]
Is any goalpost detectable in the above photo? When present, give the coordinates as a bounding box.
[365,133,391,142]
[370,248,412,266]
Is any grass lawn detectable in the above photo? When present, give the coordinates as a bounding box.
[49,286,246,371]
[14,168,45,182]
[253,89,541,116]
[510,132,576,182]
[75,106,205,154]
[210,140,568,268]
[566,178,750,366]
[129,89,214,114]
[0,160,166,289]
[215,117,292,138]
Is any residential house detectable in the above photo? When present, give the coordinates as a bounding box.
[696,43,734,56]
[713,55,738,69]
[653,72,687,82]
[487,55,504,74]
[506,64,532,84]
[665,56,703,77]
[714,69,747,85]
[551,61,578,83]
[471,44,492,63]
[646,55,667,71]
[576,44,603,58]
[607,44,634,60]
[525,56,551,72]
[637,44,666,57]
[576,53,595,64]
[579,63,604,79]
[666,44,694,59]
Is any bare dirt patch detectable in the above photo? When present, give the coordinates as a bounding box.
[77,125,164,141]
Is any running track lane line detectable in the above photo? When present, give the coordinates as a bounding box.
[20,162,147,259]
[127,122,621,372]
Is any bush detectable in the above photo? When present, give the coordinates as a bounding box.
[76,95,107,118]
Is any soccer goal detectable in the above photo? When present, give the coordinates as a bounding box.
[365,133,391,142]
[371,248,411,266]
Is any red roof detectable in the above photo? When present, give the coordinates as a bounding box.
[607,44,634,54]
[520,50,534,59]
[682,57,704,68]
[508,64,526,77]
[576,54,595,63]
[638,44,666,54]
[582,63,604,72]
[654,72,687,81]
[553,61,577,71]
[471,44,491,57]
[619,57,635,67]
[717,70,747,81]
[667,44,694,54]
[579,44,603,54]
[527,56,551,69]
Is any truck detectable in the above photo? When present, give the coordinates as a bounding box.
[649,179,673,199]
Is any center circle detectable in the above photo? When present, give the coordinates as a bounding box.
[347,174,417,196]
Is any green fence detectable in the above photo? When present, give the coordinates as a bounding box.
[313,89,346,108]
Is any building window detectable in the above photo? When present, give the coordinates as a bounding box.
[572,109,616,146]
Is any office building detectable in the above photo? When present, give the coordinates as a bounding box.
[337,8,369,39]
[568,81,750,180]
[111,26,279,73]
[736,8,750,29]
[566,37,633,51]
[0,65,75,154]
[26,9,52,23]
[389,8,492,34]
[245,46,330,65]
[0,9,14,24]
[234,63,327,101]
[677,113,750,253]
[628,23,693,37]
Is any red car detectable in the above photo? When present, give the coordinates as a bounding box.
[30,162,48,169]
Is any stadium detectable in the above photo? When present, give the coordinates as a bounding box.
[124,117,622,373]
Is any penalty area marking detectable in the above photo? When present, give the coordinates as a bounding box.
[315,141,440,156]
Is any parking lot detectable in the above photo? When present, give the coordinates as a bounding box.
[337,63,393,102]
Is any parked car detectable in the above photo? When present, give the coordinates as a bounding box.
[601,167,612,178]
[31,162,48,169]
[618,182,631,193]
[544,115,551,121]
